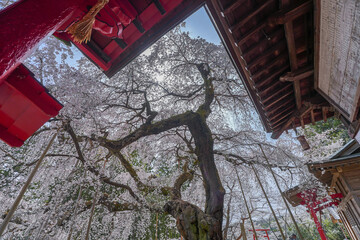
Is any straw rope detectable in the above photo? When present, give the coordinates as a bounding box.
[67,0,109,43]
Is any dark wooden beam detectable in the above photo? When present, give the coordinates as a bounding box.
[268,0,312,26]
[322,107,328,122]
[86,40,111,63]
[293,79,302,109]
[237,21,267,46]
[242,27,284,58]
[247,39,287,68]
[310,108,315,125]
[280,66,314,82]
[267,103,295,120]
[261,84,292,103]
[263,90,294,110]
[269,110,292,126]
[222,0,245,15]
[284,21,297,70]
[265,97,294,116]
[153,0,166,15]
[230,0,274,33]
[271,104,311,139]
[300,117,305,128]
[255,65,289,89]
[282,11,302,110]
[251,52,288,80]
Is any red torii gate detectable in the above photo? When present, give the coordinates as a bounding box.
[297,189,343,240]
[249,229,270,240]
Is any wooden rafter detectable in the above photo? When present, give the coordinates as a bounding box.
[271,104,312,138]
[269,111,292,127]
[242,28,284,57]
[293,80,302,109]
[268,0,312,26]
[280,66,314,82]
[255,65,289,88]
[237,21,267,46]
[222,0,245,15]
[251,52,288,80]
[263,89,294,110]
[300,117,305,128]
[247,40,287,67]
[265,97,294,116]
[261,84,292,103]
[230,0,274,33]
[267,103,295,120]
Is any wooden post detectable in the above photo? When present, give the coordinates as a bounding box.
[235,169,258,240]
[0,131,58,236]
[251,164,286,240]
[308,206,327,240]
[258,144,304,240]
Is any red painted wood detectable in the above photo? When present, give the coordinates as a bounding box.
[0,0,87,82]
[309,206,327,240]
[249,229,270,240]
[296,189,344,240]
[0,65,62,147]
[55,0,184,76]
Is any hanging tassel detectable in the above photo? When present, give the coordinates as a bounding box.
[67,0,109,43]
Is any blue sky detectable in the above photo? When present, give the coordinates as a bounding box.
[184,7,221,45]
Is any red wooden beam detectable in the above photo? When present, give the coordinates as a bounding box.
[0,0,88,81]
[0,65,62,147]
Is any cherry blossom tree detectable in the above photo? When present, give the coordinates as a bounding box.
[0,25,328,240]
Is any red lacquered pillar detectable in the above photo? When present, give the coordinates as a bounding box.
[309,206,327,240]
[0,0,87,82]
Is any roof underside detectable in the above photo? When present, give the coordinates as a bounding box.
[208,0,334,138]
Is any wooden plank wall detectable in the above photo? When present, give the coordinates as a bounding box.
[332,166,360,239]
[317,0,360,122]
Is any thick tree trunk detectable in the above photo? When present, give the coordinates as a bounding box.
[165,112,225,240]
[164,200,221,240]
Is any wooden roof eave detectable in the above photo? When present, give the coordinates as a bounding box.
[205,0,272,132]
[105,0,205,77]
[308,153,360,172]
[283,185,305,207]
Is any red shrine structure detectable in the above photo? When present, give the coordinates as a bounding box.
[285,187,343,240]
[249,229,271,240]
[0,64,62,147]
[284,140,360,240]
